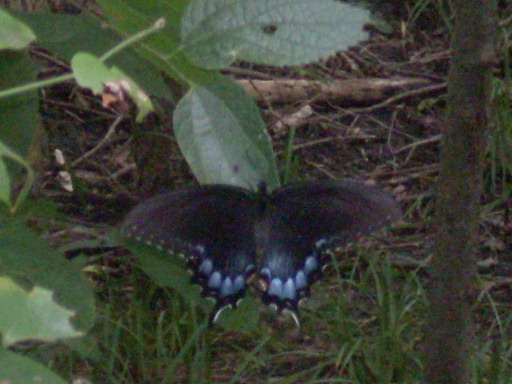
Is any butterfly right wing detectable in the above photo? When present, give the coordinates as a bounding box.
[121,185,259,320]
[258,180,401,321]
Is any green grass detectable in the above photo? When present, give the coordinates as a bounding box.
[473,284,512,384]
[91,276,210,383]
[486,24,512,200]
[30,240,512,384]
[488,76,512,198]
[407,0,453,32]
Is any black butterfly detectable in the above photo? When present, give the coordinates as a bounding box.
[121,180,401,324]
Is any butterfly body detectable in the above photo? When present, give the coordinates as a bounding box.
[121,180,401,323]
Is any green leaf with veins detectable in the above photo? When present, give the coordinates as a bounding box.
[181,0,370,69]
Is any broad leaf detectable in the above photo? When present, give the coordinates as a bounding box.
[181,0,370,69]
[0,218,95,332]
[71,52,112,94]
[0,9,35,50]
[0,52,38,156]
[174,77,279,190]
[0,348,68,384]
[0,277,82,346]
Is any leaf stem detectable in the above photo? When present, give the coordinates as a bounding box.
[100,18,166,62]
[0,73,74,99]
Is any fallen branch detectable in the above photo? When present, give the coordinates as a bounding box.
[238,77,439,106]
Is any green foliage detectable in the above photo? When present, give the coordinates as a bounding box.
[79,266,214,383]
[94,0,206,86]
[0,348,68,384]
[0,160,8,206]
[473,283,512,384]
[78,0,372,341]
[89,250,428,383]
[71,52,117,94]
[407,0,453,32]
[180,0,369,69]
[214,296,261,331]
[19,12,173,99]
[0,51,38,156]
[0,9,35,49]
[62,248,512,384]
[0,117,95,383]
[93,0,369,188]
[488,78,512,197]
[486,24,511,198]
[0,2,397,383]
[0,216,96,381]
[303,251,426,383]
[123,238,262,331]
[0,276,83,346]
[2,0,371,189]
[0,218,96,331]
[123,239,204,307]
[0,141,34,211]
[174,77,279,190]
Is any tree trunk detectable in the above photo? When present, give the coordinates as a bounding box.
[425,1,497,384]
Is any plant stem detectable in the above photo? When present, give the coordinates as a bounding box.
[0,73,73,99]
[101,18,166,62]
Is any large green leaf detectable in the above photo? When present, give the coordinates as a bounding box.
[174,77,279,190]
[0,218,95,332]
[0,51,38,156]
[181,0,370,69]
[0,9,35,50]
[0,276,82,346]
[0,348,67,384]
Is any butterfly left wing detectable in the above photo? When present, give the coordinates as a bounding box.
[258,180,401,321]
[121,185,260,322]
